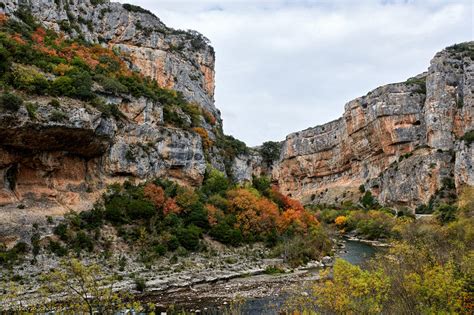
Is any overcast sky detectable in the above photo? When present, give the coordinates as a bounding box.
[117,0,473,146]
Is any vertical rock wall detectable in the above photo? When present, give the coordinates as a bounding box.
[271,44,473,208]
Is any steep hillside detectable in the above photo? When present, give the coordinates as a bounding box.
[2,0,216,114]
[271,43,473,209]
[0,1,250,242]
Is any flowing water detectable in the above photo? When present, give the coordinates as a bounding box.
[151,240,379,314]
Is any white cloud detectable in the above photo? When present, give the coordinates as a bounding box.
[117,0,473,146]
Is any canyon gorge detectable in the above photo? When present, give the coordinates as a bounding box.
[0,0,472,242]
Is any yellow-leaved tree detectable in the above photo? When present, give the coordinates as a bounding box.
[313,259,390,314]
[39,258,128,314]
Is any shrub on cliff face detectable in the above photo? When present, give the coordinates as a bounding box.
[0,242,29,267]
[0,92,23,111]
[184,103,202,127]
[405,76,427,94]
[50,109,67,122]
[25,102,38,118]
[50,76,73,96]
[95,74,128,94]
[11,64,49,94]
[360,191,377,209]
[51,69,93,100]
[461,130,474,144]
[0,45,11,76]
[193,127,212,149]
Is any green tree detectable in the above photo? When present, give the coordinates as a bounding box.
[177,225,201,250]
[201,167,230,196]
[435,203,458,224]
[0,93,23,111]
[252,175,271,195]
[360,191,377,209]
[260,141,281,166]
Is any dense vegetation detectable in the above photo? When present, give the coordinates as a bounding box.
[286,187,474,314]
[23,169,327,268]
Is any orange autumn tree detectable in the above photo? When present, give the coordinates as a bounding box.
[144,183,166,209]
[269,186,319,233]
[31,27,46,44]
[144,182,181,216]
[192,127,213,150]
[0,13,7,25]
[227,188,280,236]
[335,215,347,229]
[163,198,181,216]
[225,187,317,238]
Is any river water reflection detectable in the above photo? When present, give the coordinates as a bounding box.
[337,239,378,266]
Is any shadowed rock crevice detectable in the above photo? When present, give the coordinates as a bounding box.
[4,164,17,192]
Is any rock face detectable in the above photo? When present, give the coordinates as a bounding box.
[2,0,217,115]
[0,0,216,241]
[272,44,474,208]
[0,94,207,242]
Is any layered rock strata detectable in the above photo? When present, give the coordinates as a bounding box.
[272,44,473,208]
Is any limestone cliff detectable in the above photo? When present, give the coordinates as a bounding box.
[2,0,217,115]
[271,43,473,208]
[0,0,225,242]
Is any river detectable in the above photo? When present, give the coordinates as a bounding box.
[337,239,379,266]
[147,240,379,314]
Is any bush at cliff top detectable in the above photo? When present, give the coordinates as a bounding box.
[260,141,281,165]
[215,134,249,176]
[122,3,156,16]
